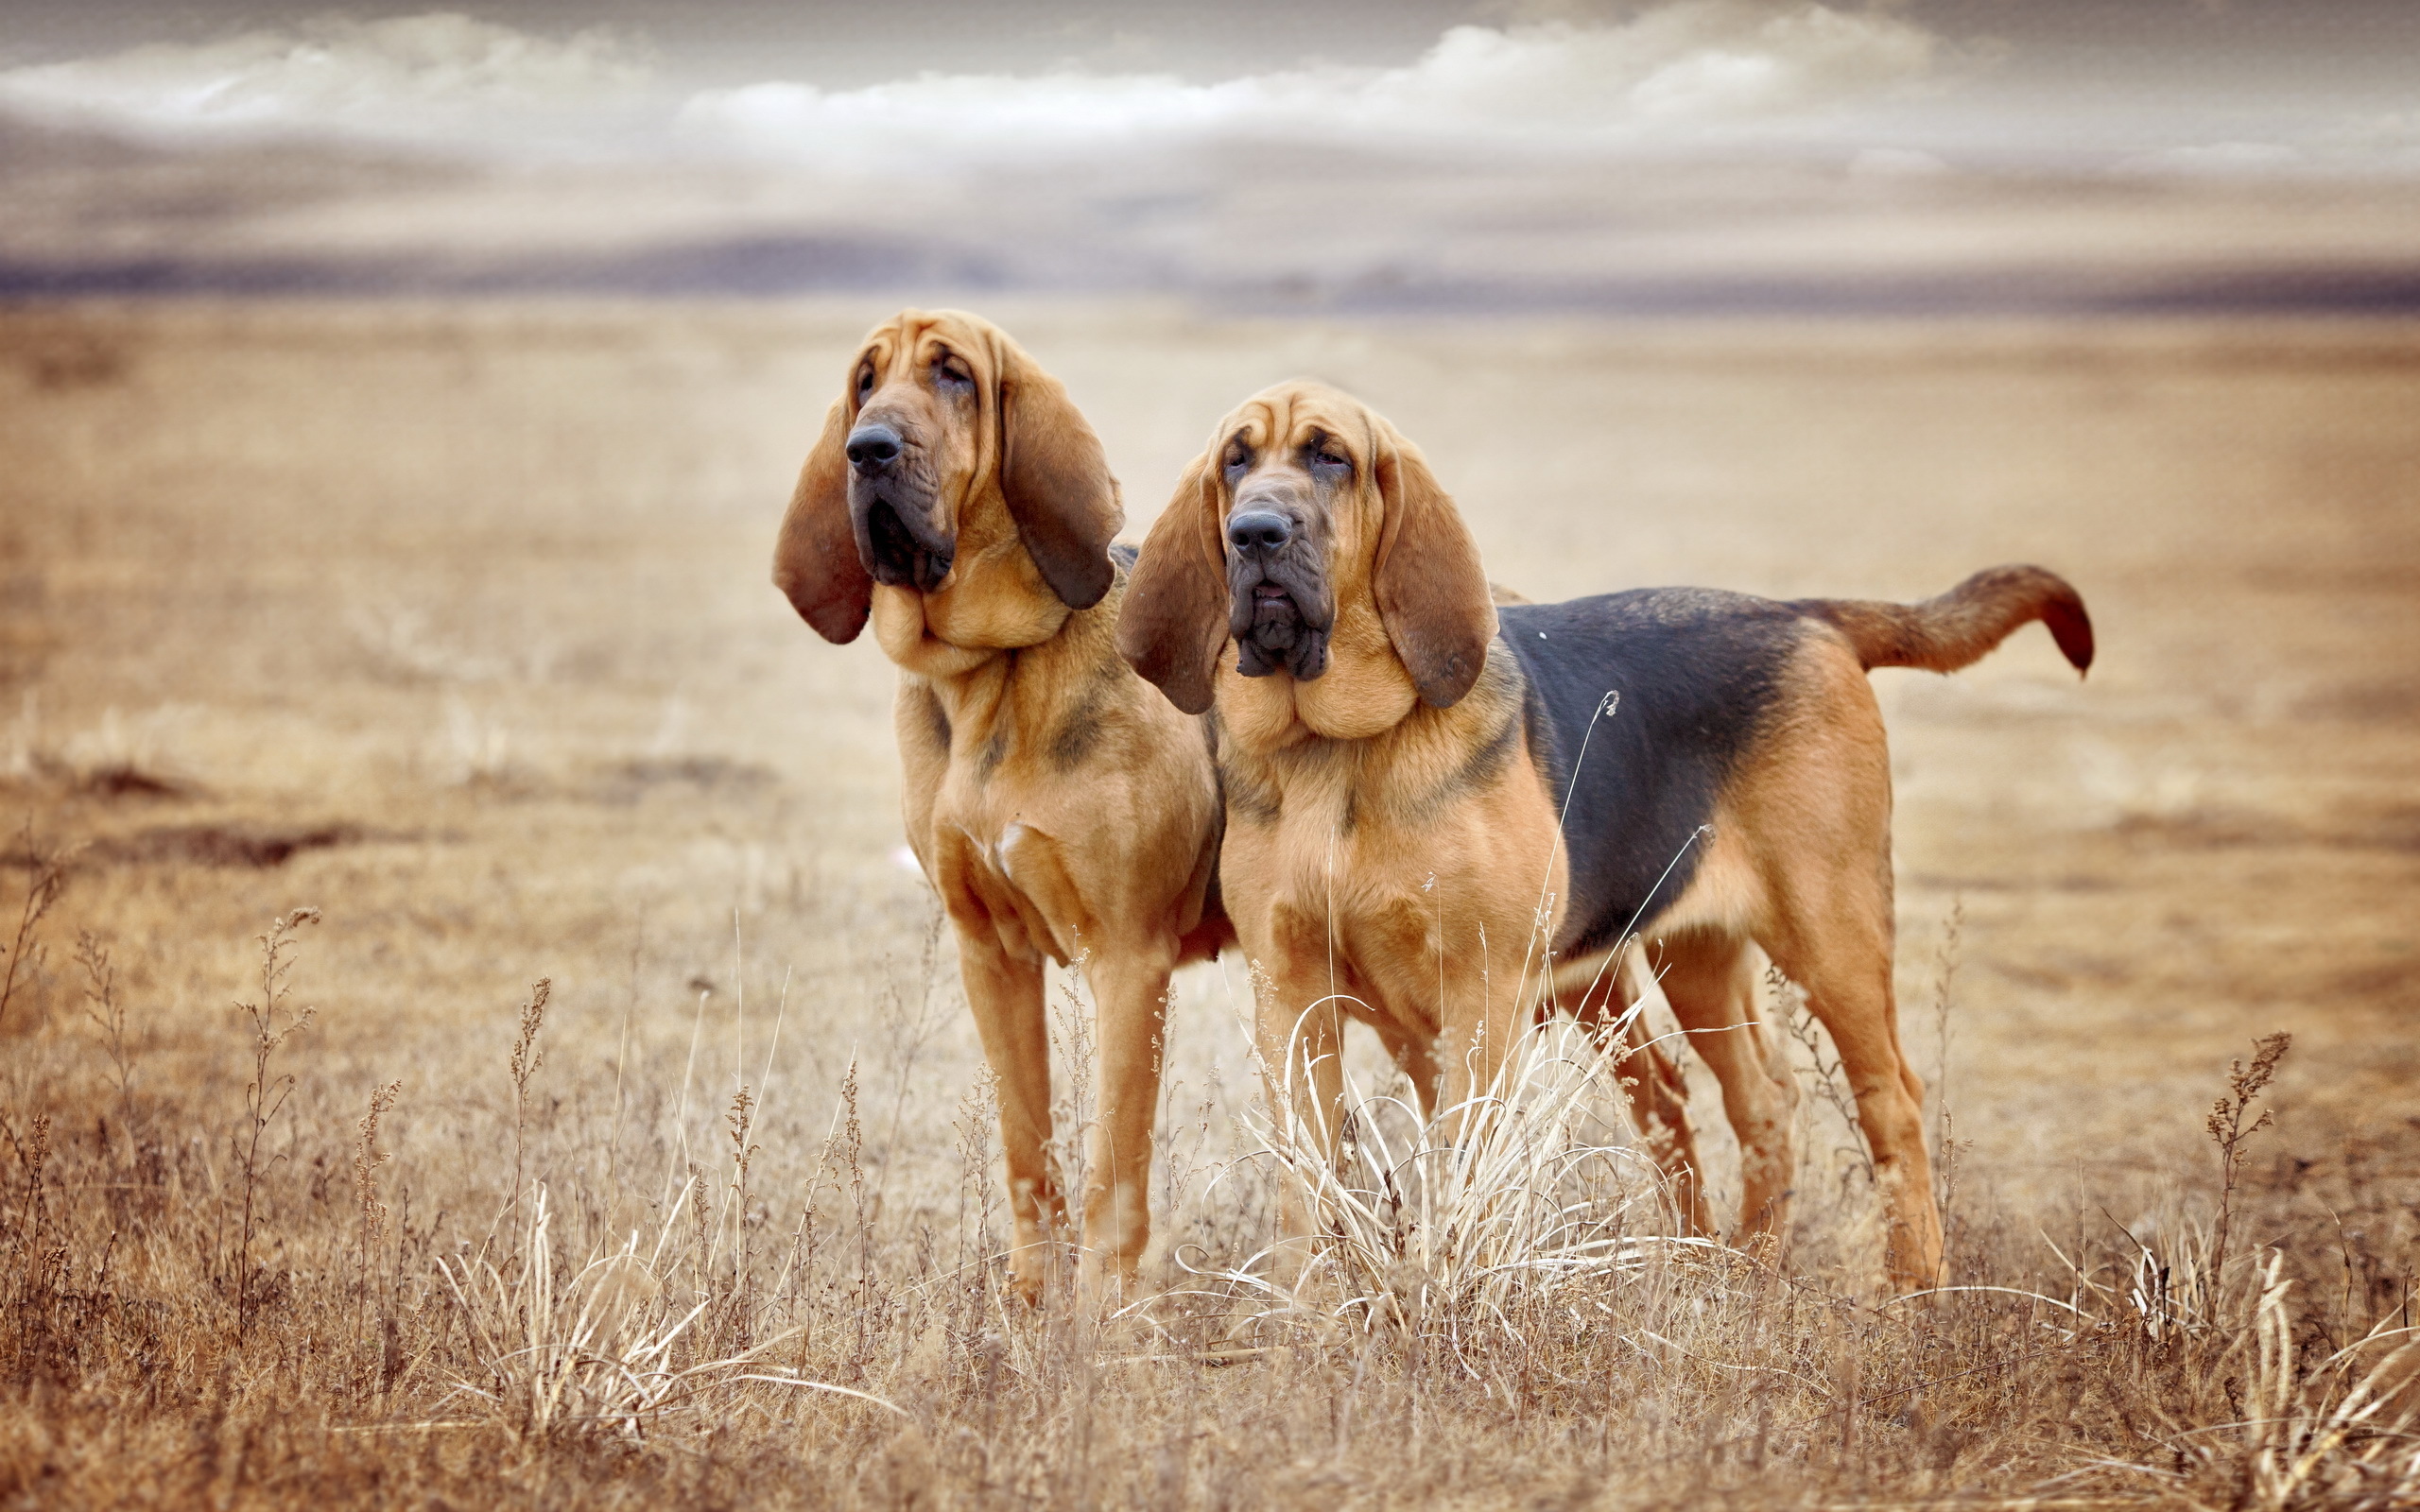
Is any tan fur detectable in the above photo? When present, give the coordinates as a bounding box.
[772,310,1225,1302]
[1118,379,2086,1292]
[1795,564,2094,676]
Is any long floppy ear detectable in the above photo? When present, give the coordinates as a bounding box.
[1372,427,1497,708]
[996,340,1122,610]
[771,397,873,644]
[1115,455,1230,716]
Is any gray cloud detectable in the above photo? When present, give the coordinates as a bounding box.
[1,4,1951,163]
[7,3,2418,177]
[0,11,657,154]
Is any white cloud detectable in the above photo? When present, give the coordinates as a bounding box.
[2112,141,2307,179]
[1849,146,1950,178]
[678,2,1940,163]
[9,3,2420,187]
[0,11,653,152]
[2297,112,2420,177]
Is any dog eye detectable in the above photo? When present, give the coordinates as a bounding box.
[933,353,973,387]
[855,366,875,401]
[1222,441,1251,473]
[1311,445,1350,472]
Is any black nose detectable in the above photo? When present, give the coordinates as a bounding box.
[1228,511,1292,553]
[846,424,902,473]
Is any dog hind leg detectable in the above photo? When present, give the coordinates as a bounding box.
[1569,955,1713,1235]
[1764,917,1941,1292]
[1648,934,1800,1258]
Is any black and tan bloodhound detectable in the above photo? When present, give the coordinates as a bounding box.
[1115,379,2092,1291]
[772,310,1228,1302]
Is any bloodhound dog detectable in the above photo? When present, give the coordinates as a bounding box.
[772,310,1227,1301]
[1115,380,2091,1291]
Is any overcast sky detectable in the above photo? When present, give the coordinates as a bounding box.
[3,1,2416,171]
[9,2,2419,89]
[3,3,2413,302]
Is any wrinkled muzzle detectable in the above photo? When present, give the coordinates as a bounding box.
[1225,529,1333,681]
[846,424,954,593]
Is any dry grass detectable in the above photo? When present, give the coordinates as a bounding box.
[0,301,2413,1508]
[0,903,2411,1509]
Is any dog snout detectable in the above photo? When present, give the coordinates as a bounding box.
[846,423,904,475]
[1228,510,1292,554]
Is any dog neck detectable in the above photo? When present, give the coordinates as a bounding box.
[901,581,1128,790]
[870,489,1073,679]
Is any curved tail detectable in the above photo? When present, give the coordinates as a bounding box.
[1791,564,2093,677]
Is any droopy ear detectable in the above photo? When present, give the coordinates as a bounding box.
[1372,427,1497,708]
[771,397,873,644]
[997,340,1123,610]
[1115,455,1230,716]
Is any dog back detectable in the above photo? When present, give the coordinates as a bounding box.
[1500,589,1804,959]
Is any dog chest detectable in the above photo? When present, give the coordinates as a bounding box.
[928,814,1085,967]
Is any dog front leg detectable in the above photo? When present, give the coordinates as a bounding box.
[957,932,1065,1304]
[1250,958,1347,1285]
[1427,911,1545,1144]
[1075,942,1177,1300]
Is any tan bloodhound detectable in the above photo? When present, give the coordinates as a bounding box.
[772,310,1227,1301]
[1115,380,2092,1291]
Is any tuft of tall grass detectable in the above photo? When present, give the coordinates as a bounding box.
[1167,1015,1699,1349]
[437,1181,843,1442]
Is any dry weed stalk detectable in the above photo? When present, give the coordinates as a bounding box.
[2099,1248,2420,1510]
[0,1110,55,1306]
[74,929,137,1129]
[2032,1040,2295,1350]
[2208,1030,2291,1297]
[725,1083,761,1330]
[0,816,65,1036]
[229,907,319,1344]
[1041,954,1098,1301]
[506,976,550,1221]
[772,1082,841,1349]
[1929,899,1966,1238]
[353,1080,401,1316]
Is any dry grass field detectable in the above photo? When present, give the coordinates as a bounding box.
[0,299,2414,1509]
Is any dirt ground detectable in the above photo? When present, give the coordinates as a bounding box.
[0,301,2414,1505]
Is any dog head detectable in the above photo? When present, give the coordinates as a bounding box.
[772,309,1121,644]
[1117,380,1495,724]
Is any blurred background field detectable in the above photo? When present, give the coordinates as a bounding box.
[4,299,2413,1173]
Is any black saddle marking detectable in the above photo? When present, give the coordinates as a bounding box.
[1499,589,1803,958]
